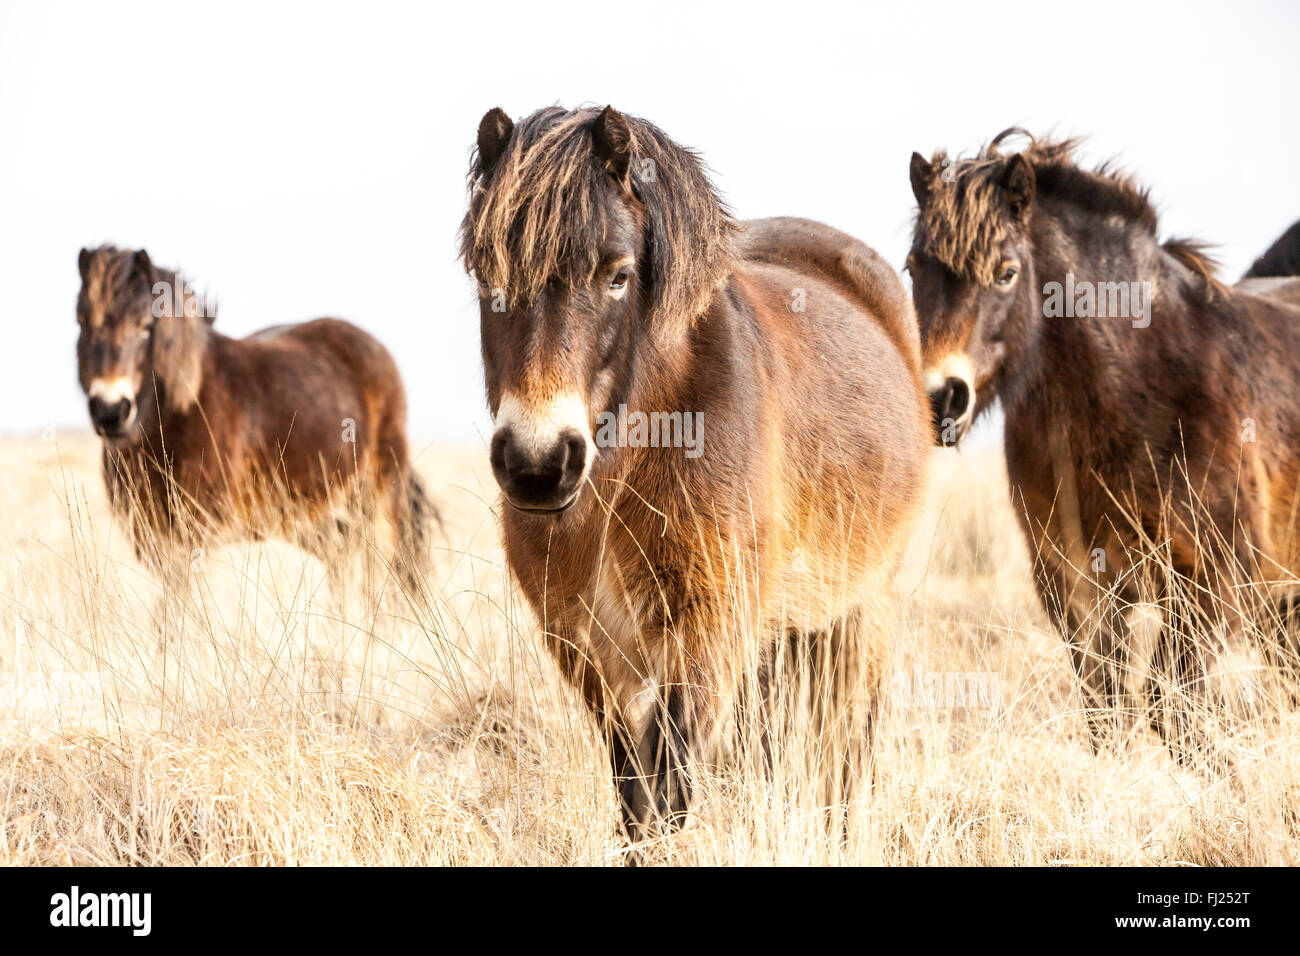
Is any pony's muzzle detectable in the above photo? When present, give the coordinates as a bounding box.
[490,426,588,513]
[88,394,137,439]
[928,376,973,447]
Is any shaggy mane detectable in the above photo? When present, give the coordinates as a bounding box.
[459,106,736,326]
[915,128,1220,293]
[81,244,212,411]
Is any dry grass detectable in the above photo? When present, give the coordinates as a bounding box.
[2,435,1297,865]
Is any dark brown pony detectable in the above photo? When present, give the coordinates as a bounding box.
[906,130,1300,766]
[461,105,928,846]
[75,245,434,611]
[1243,219,1300,279]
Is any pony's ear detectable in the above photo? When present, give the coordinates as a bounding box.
[909,152,933,206]
[78,247,93,280]
[133,248,153,280]
[476,107,514,176]
[591,105,633,185]
[1002,153,1035,217]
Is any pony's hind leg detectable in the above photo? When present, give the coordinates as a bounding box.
[385,468,439,606]
[1270,591,1300,700]
[801,606,882,827]
[1146,584,1233,776]
[748,605,882,844]
[1066,600,1134,752]
[733,629,788,782]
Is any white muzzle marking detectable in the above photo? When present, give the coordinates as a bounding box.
[88,376,137,404]
[88,375,140,434]
[924,352,976,440]
[495,388,596,473]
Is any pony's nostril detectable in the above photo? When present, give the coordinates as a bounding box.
[928,377,974,447]
[945,378,971,419]
[490,427,587,511]
[89,396,133,431]
[561,432,586,477]
[490,429,514,476]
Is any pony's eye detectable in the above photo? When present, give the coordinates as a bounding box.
[995,264,1019,287]
[609,269,630,291]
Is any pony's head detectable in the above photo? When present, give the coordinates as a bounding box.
[76,245,211,443]
[906,129,1057,446]
[461,105,733,513]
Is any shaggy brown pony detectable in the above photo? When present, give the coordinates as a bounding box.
[75,245,434,613]
[907,130,1300,767]
[462,105,928,848]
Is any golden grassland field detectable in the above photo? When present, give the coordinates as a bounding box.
[1,434,1297,866]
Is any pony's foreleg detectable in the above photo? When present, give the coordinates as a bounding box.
[1066,599,1133,751]
[1035,561,1132,750]
[612,680,699,849]
[611,638,733,852]
[141,540,193,646]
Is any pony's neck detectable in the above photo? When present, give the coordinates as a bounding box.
[1034,198,1170,308]
[1015,201,1186,417]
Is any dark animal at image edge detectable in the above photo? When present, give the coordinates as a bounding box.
[907,130,1300,767]
[461,104,928,850]
[75,245,436,617]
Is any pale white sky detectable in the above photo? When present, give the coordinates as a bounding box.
[2,0,1297,444]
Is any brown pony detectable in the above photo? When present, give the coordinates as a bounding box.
[461,105,928,846]
[906,130,1300,766]
[75,245,434,612]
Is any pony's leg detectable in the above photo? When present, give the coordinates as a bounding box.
[1035,562,1132,750]
[1270,592,1300,701]
[1066,599,1133,751]
[776,615,862,814]
[827,606,884,807]
[1146,585,1231,774]
[611,611,753,854]
[799,604,885,844]
[384,469,438,607]
[734,629,785,782]
[296,516,353,613]
[613,679,699,849]
[142,541,192,647]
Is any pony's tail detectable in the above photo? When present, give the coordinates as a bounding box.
[1243,219,1300,279]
